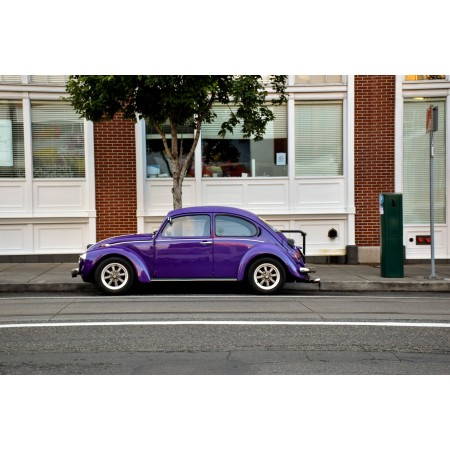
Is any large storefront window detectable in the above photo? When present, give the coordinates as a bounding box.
[146,120,195,178]
[201,105,287,177]
[295,75,344,84]
[295,101,343,176]
[403,98,446,224]
[31,101,85,178]
[404,75,447,81]
[0,76,22,84]
[0,100,25,178]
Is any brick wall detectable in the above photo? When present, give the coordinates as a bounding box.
[354,75,396,247]
[94,114,137,241]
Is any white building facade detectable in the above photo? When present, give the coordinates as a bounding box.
[0,75,449,263]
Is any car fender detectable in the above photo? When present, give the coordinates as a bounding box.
[236,244,300,281]
[83,248,152,283]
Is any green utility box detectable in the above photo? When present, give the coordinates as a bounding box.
[379,193,404,278]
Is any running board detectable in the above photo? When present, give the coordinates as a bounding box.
[152,278,237,282]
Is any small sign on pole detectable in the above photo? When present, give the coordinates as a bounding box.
[426,106,438,134]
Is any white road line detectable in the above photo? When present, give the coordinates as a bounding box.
[1,294,449,300]
[0,321,449,329]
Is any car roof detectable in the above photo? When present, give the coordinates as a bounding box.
[167,206,259,219]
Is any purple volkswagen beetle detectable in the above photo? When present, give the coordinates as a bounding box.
[71,206,319,295]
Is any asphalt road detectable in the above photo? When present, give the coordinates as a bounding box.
[0,291,449,374]
[2,290,449,449]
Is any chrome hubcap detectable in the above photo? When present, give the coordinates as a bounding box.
[101,263,128,290]
[254,263,280,290]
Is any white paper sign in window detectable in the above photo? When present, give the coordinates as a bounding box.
[0,119,13,166]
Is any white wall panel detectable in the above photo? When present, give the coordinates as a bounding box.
[146,182,173,207]
[294,178,345,210]
[34,183,84,210]
[202,179,289,211]
[0,224,33,253]
[144,180,196,214]
[144,219,165,234]
[0,183,25,208]
[0,227,26,251]
[292,219,346,255]
[34,225,85,252]
[247,182,288,208]
[261,219,290,231]
[203,182,244,206]
[0,222,89,254]
[405,226,448,259]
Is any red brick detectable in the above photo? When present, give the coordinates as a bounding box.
[354,75,396,247]
[93,113,137,241]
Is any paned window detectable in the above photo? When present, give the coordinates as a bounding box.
[146,120,195,178]
[294,75,344,84]
[30,75,69,85]
[161,215,211,237]
[404,75,447,81]
[295,101,343,176]
[201,105,287,177]
[0,75,22,84]
[403,98,446,224]
[31,101,85,178]
[0,100,25,178]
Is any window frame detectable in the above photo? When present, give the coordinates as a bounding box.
[214,214,259,238]
[0,99,25,178]
[160,214,212,238]
[294,100,344,177]
[31,100,86,179]
[402,97,446,225]
[201,103,288,178]
[145,119,196,179]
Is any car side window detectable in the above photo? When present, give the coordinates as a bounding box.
[161,215,211,238]
[215,215,258,237]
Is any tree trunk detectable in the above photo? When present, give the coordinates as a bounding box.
[172,172,183,210]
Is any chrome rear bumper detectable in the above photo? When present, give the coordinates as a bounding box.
[299,266,316,274]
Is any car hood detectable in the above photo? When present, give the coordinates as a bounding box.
[88,233,154,251]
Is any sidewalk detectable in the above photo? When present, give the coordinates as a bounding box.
[1,262,450,293]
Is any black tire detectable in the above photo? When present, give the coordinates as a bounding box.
[248,258,286,295]
[94,257,135,295]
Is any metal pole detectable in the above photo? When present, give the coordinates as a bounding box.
[429,129,437,279]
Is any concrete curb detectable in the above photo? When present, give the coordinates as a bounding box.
[0,283,97,294]
[2,280,450,293]
[317,280,450,292]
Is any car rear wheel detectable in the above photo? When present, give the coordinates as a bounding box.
[248,258,286,295]
[95,257,134,295]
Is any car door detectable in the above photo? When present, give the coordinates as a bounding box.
[213,214,261,278]
[154,214,213,279]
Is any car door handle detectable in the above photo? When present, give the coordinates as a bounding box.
[200,241,213,246]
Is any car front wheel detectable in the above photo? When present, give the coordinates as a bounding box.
[95,257,135,295]
[248,258,286,295]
